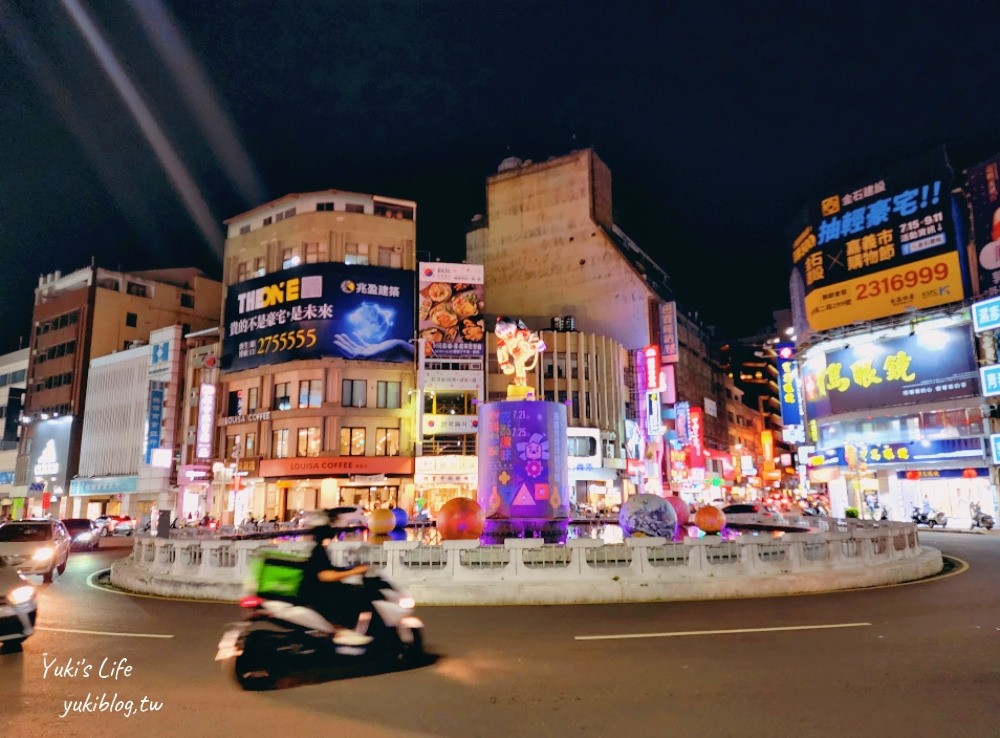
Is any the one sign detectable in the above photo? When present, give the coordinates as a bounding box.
[788,147,963,331]
[69,475,139,497]
[801,323,978,420]
[418,262,485,359]
[990,433,1000,464]
[808,438,983,467]
[223,263,416,371]
[30,417,72,490]
[674,401,690,444]
[972,295,1000,333]
[643,346,661,391]
[658,302,679,363]
[145,381,165,463]
[687,406,704,468]
[776,345,803,428]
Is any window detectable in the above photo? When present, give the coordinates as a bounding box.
[317,202,335,212]
[272,429,290,458]
[304,242,328,264]
[254,257,266,276]
[341,379,367,408]
[340,427,366,456]
[567,436,597,457]
[274,382,291,410]
[284,207,295,218]
[236,262,248,282]
[125,312,138,328]
[245,432,256,456]
[299,379,323,408]
[247,387,259,413]
[126,282,147,297]
[226,435,240,459]
[282,247,300,269]
[297,427,321,457]
[345,203,364,214]
[239,225,251,235]
[263,216,272,226]
[180,293,194,308]
[571,391,580,419]
[376,381,401,409]
[375,428,400,456]
[378,246,402,268]
[345,243,369,265]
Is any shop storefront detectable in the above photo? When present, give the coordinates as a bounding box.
[413,455,477,516]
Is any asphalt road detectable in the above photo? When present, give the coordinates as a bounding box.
[1,531,998,738]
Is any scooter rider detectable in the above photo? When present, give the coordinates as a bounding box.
[299,513,373,646]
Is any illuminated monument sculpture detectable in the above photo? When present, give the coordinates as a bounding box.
[478,317,570,542]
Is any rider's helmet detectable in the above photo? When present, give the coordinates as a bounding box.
[301,510,333,542]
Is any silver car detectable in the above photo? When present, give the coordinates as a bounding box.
[0,520,71,583]
[0,558,36,651]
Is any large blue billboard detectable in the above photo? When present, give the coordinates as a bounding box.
[222,263,416,372]
[801,323,978,420]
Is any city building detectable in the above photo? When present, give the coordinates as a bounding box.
[13,265,222,519]
[215,190,419,523]
[0,349,28,518]
[466,148,735,503]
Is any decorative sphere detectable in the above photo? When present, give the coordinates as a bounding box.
[665,495,689,526]
[367,508,396,535]
[391,507,408,529]
[618,494,677,538]
[694,505,726,534]
[435,497,485,540]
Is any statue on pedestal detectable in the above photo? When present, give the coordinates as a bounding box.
[495,316,546,400]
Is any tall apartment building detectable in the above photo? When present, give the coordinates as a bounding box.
[214,190,419,523]
[466,149,733,500]
[14,265,222,519]
[0,349,28,518]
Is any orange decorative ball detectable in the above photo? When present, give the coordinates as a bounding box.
[435,497,485,540]
[367,508,396,535]
[694,505,726,534]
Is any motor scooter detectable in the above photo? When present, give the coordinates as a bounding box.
[216,549,426,690]
[911,507,948,528]
[970,505,995,531]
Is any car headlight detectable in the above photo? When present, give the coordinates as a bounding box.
[31,547,55,562]
[398,596,415,611]
[7,584,35,605]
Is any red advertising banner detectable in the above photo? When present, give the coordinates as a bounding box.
[688,407,704,468]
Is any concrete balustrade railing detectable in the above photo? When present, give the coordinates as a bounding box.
[109,519,941,605]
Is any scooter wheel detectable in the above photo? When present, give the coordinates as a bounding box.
[225,632,276,691]
[927,520,935,528]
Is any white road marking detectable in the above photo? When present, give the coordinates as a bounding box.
[575,622,871,641]
[34,626,174,639]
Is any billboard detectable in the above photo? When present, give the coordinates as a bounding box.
[788,148,965,331]
[801,323,978,420]
[963,155,1000,297]
[223,263,416,371]
[30,416,73,492]
[418,262,485,359]
[775,342,804,442]
[658,301,679,363]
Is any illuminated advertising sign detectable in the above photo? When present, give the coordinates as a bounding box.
[223,263,416,371]
[30,417,72,490]
[991,434,1000,464]
[418,262,484,359]
[643,345,661,391]
[801,323,978,420]
[808,438,982,467]
[145,381,165,464]
[981,364,1000,398]
[963,155,1000,297]
[761,430,775,472]
[674,401,689,444]
[972,295,1000,333]
[788,147,965,331]
[688,406,704,468]
[195,383,216,460]
[776,343,802,428]
[646,391,663,436]
[658,301,679,363]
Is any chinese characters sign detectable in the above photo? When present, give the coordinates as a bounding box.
[800,323,978,419]
[223,263,415,371]
[145,381,165,464]
[658,301,679,363]
[809,438,983,467]
[418,262,485,359]
[195,383,216,460]
[788,148,964,331]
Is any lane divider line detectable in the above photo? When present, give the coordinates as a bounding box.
[575,622,872,641]
[35,626,174,639]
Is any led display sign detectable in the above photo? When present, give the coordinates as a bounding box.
[788,147,965,331]
[223,263,416,371]
[801,323,978,420]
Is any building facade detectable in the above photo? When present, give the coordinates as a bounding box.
[0,349,28,518]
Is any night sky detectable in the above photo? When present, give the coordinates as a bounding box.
[3,1,1000,354]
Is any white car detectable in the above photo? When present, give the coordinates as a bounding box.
[0,520,71,583]
[0,558,37,651]
[721,504,786,528]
